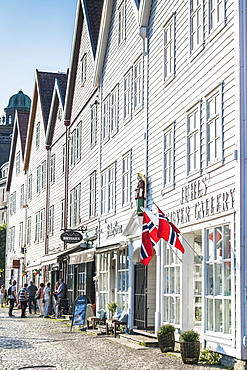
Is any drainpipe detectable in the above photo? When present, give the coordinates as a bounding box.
[45,146,51,255]
[64,120,70,250]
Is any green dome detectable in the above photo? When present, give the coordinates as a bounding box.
[5,90,31,110]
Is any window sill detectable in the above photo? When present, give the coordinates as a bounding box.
[133,104,143,116]
[207,19,226,44]
[103,136,110,145]
[163,73,175,89]
[189,44,204,62]
[123,116,132,126]
[206,159,223,174]
[161,183,174,196]
[186,170,202,182]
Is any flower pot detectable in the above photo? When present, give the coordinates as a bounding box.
[180,341,200,364]
[157,332,175,352]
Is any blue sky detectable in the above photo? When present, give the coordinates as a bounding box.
[0,0,78,115]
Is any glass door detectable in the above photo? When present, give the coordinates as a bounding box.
[193,232,202,329]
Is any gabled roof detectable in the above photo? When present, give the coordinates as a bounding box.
[93,0,141,87]
[6,111,29,191]
[23,70,67,171]
[46,76,68,147]
[64,0,104,121]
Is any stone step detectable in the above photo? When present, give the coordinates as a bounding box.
[119,333,159,347]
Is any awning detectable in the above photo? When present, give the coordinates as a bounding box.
[95,244,120,254]
[69,249,95,265]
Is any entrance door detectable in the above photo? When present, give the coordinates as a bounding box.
[134,263,147,329]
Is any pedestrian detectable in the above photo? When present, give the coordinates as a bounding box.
[53,281,60,317]
[54,278,66,318]
[44,282,51,318]
[0,284,6,307]
[19,283,28,318]
[8,280,17,317]
[27,281,37,314]
[36,282,45,317]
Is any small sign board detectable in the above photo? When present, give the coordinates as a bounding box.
[71,295,88,330]
[60,231,83,244]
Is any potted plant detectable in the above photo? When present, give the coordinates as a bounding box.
[107,302,118,318]
[180,330,200,364]
[157,324,176,352]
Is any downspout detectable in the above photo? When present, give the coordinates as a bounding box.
[45,146,51,255]
[64,120,70,250]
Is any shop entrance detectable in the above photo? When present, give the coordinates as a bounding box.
[134,262,147,329]
[193,231,203,331]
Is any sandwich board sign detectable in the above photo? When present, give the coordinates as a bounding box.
[71,295,88,330]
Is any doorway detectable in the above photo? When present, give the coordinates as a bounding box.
[134,262,147,329]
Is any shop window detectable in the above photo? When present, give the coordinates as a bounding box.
[99,253,109,310]
[117,249,129,311]
[206,225,231,334]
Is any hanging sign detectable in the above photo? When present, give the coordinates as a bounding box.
[71,295,88,330]
[60,231,83,244]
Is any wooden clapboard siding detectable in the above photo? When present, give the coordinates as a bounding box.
[147,0,237,221]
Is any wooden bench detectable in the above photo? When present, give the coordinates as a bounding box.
[106,319,128,338]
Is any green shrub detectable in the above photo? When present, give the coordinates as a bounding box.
[107,302,118,315]
[200,347,221,364]
[158,324,176,335]
[180,330,200,342]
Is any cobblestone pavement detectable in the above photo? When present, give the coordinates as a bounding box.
[0,307,227,370]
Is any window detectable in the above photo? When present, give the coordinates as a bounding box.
[117,249,129,310]
[28,174,32,200]
[206,87,222,165]
[36,123,40,148]
[27,217,31,246]
[190,0,203,53]
[187,104,200,174]
[89,172,96,218]
[110,86,118,133]
[101,164,115,215]
[78,264,86,295]
[118,1,126,44]
[69,184,81,227]
[2,211,6,225]
[206,225,231,334]
[91,104,97,146]
[70,123,82,167]
[122,152,130,205]
[16,151,20,175]
[35,212,39,242]
[49,205,54,235]
[81,53,87,84]
[2,188,6,202]
[19,222,23,248]
[10,192,16,215]
[164,15,175,81]
[62,145,66,174]
[124,71,131,120]
[41,161,46,190]
[20,184,24,208]
[103,97,109,140]
[40,209,45,241]
[163,126,174,187]
[99,253,109,310]
[8,115,12,125]
[133,58,142,110]
[61,200,64,230]
[163,243,181,325]
[209,0,224,32]
[50,155,55,184]
[36,166,41,193]
[9,227,15,251]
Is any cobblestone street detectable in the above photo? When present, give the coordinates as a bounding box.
[0,307,227,370]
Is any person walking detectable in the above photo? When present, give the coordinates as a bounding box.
[44,282,51,318]
[8,280,17,317]
[0,285,6,307]
[19,283,28,318]
[53,281,60,317]
[27,281,37,314]
[37,283,45,317]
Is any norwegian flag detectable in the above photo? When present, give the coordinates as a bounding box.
[140,212,160,266]
[157,208,184,253]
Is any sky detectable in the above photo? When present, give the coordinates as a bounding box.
[0,0,78,116]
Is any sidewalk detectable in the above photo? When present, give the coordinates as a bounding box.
[0,306,228,370]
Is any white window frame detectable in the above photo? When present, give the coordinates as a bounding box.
[62,144,66,174]
[16,151,20,175]
[101,164,115,215]
[81,53,87,85]
[123,71,131,121]
[190,0,203,54]
[205,85,223,167]
[103,97,109,141]
[50,154,55,184]
[19,222,23,248]
[208,0,225,34]
[117,249,129,311]
[133,57,143,111]
[49,205,54,235]
[35,212,40,242]
[110,86,118,134]
[122,152,130,206]
[99,253,110,310]
[40,208,45,241]
[89,172,96,218]
[41,161,46,190]
[61,200,65,230]
[187,103,201,175]
[91,103,97,146]
[36,166,41,193]
[163,124,174,189]
[70,123,82,167]
[118,1,126,45]
[27,217,31,246]
[20,184,24,208]
[28,174,32,200]
[69,184,81,228]
[164,14,175,83]
[36,122,40,148]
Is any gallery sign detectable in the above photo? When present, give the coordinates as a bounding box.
[60,231,83,244]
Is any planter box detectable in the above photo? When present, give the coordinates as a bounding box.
[157,332,175,353]
[180,341,200,364]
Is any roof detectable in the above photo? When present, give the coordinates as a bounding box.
[16,111,29,156]
[5,90,31,111]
